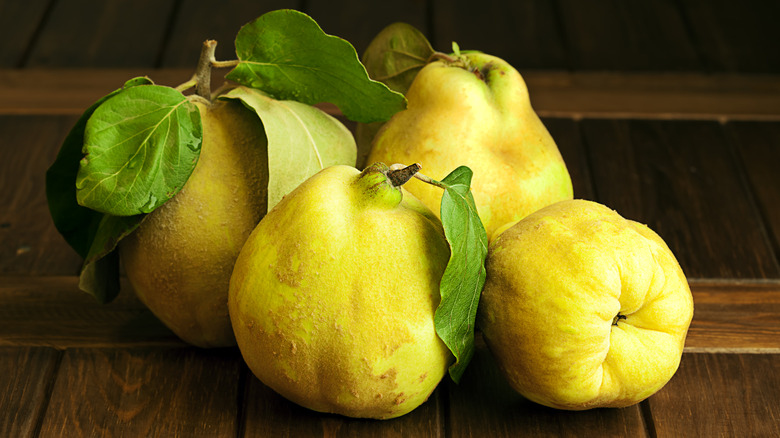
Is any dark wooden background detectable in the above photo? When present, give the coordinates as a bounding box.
[1,0,779,436]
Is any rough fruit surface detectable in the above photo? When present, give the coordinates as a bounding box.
[120,99,269,348]
[228,165,452,419]
[478,199,694,409]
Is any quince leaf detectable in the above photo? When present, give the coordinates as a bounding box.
[78,213,145,303]
[76,85,202,216]
[226,9,405,124]
[435,166,489,383]
[46,76,156,303]
[221,86,356,212]
[361,22,434,95]
[46,76,153,258]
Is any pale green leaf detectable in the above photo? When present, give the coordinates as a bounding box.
[222,86,356,211]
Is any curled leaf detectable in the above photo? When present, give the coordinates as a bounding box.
[434,166,489,383]
[221,86,356,211]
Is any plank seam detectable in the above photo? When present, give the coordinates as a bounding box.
[722,122,780,276]
[30,348,63,438]
[639,399,658,438]
[15,0,57,68]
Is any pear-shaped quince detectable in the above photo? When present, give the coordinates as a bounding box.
[228,163,452,419]
[367,52,573,239]
[478,199,694,410]
[119,98,269,348]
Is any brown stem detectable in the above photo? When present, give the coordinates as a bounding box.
[427,51,460,64]
[387,163,422,187]
[195,40,218,100]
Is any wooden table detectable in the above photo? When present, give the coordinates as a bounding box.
[2,1,780,436]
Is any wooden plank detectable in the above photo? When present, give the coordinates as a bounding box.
[39,347,242,437]
[544,117,596,201]
[241,370,444,437]
[0,276,182,348]
[446,336,648,437]
[681,0,780,73]
[525,71,780,121]
[726,121,780,259]
[556,0,700,71]
[646,353,780,436]
[431,0,567,70]
[307,0,429,58]
[0,0,50,67]
[581,119,780,278]
[3,70,780,120]
[0,115,83,276]
[0,69,193,115]
[687,280,780,352]
[24,0,175,68]
[0,347,60,438]
[159,0,300,68]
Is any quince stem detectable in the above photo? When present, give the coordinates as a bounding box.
[389,163,447,190]
[175,40,241,100]
[387,163,421,187]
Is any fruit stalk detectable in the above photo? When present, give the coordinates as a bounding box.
[195,40,218,99]
[387,163,421,186]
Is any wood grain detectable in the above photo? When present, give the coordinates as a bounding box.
[0,347,60,438]
[241,369,444,437]
[556,0,700,71]
[0,115,84,276]
[544,117,596,201]
[0,0,50,67]
[307,0,429,58]
[159,0,301,68]
[24,0,176,68]
[38,347,242,437]
[646,353,780,437]
[727,121,780,259]
[581,119,780,278]
[0,276,182,348]
[681,0,780,73]
[3,70,780,120]
[687,280,780,352]
[431,0,567,70]
[446,337,649,437]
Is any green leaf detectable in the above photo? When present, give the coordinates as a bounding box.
[76,85,202,216]
[226,9,405,124]
[79,213,145,303]
[434,166,489,383]
[221,86,356,211]
[361,22,434,95]
[46,76,153,257]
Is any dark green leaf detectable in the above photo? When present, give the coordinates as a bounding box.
[46,76,153,257]
[434,166,489,383]
[76,85,202,216]
[222,87,356,211]
[79,214,145,303]
[361,22,434,95]
[226,9,405,124]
